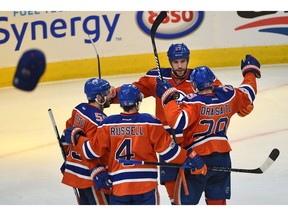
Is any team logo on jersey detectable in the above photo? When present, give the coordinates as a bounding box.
[136,11,204,39]
[235,11,288,36]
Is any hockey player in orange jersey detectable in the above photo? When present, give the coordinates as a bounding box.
[61,78,115,205]
[155,54,261,205]
[111,43,254,204]
[64,84,207,205]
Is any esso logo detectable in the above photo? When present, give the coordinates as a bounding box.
[137,11,204,38]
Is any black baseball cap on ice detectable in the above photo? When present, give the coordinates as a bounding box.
[13,49,46,91]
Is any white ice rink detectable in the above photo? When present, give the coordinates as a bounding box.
[1,64,288,210]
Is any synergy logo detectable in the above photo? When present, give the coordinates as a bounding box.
[0,12,120,51]
[235,11,288,36]
[136,11,204,39]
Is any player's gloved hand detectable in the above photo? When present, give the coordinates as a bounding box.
[91,164,112,192]
[241,54,261,78]
[185,149,207,175]
[156,77,180,105]
[60,133,67,144]
[238,104,254,117]
[60,132,71,156]
[64,126,85,146]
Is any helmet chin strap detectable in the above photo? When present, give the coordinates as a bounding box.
[96,95,107,107]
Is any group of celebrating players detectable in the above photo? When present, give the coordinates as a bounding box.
[60,43,261,205]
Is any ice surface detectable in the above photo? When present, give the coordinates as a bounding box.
[0,65,287,211]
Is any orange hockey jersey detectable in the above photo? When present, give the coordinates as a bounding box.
[163,73,257,156]
[75,112,188,196]
[61,103,108,189]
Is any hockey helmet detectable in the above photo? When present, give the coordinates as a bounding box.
[84,78,111,101]
[190,66,215,91]
[167,43,190,61]
[118,84,143,107]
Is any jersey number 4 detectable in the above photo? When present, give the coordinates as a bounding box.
[116,138,135,166]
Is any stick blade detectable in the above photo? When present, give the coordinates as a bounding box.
[259,148,280,173]
[269,148,280,161]
[151,11,167,36]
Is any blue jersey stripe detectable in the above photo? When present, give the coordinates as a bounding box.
[111,170,158,184]
[239,84,256,102]
[83,140,100,160]
[65,161,91,179]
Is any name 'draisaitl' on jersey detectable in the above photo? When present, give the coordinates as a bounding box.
[200,104,231,116]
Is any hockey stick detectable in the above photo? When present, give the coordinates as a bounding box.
[87,34,101,79]
[118,148,280,174]
[150,11,179,143]
[48,108,81,204]
[151,11,167,81]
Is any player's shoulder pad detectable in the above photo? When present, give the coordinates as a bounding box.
[99,114,119,124]
[182,93,198,102]
[99,113,162,126]
[215,84,235,93]
[180,93,202,104]
[213,84,235,100]
[75,103,107,123]
[136,113,162,124]
[75,102,89,110]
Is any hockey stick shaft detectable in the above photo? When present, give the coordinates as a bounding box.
[48,108,81,204]
[87,34,101,79]
[151,11,167,81]
[48,108,66,160]
[150,11,178,143]
[118,148,279,174]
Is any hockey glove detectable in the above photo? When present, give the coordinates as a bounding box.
[60,133,67,145]
[64,126,85,146]
[238,104,254,117]
[60,132,70,155]
[91,164,112,191]
[241,54,261,78]
[185,149,207,175]
[156,77,180,106]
